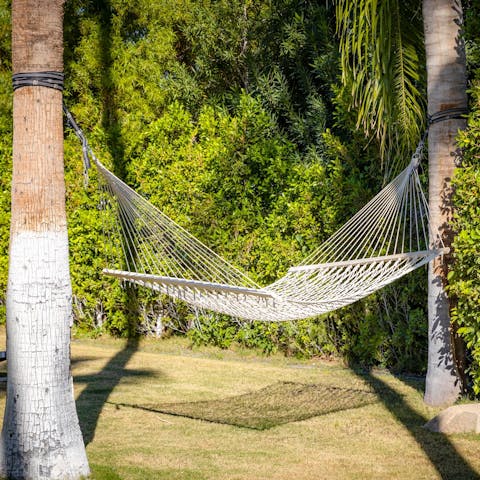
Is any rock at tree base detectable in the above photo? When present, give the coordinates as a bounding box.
[424,404,480,434]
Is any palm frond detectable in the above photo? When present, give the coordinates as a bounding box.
[335,0,425,175]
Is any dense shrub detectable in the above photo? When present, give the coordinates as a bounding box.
[0,0,447,375]
[446,2,480,394]
[449,86,480,393]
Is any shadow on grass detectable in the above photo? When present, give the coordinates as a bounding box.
[352,367,479,480]
[70,355,100,368]
[75,336,155,445]
[391,372,426,395]
[109,381,378,430]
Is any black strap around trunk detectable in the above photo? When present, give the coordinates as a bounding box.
[12,71,64,91]
[428,108,468,126]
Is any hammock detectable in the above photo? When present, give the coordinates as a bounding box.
[65,108,445,321]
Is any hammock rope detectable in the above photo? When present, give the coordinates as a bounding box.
[65,107,447,322]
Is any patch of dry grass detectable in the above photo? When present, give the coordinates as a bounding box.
[0,330,480,479]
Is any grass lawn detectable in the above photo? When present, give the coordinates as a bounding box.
[0,331,479,479]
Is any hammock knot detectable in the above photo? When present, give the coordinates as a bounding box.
[410,138,426,170]
[63,104,92,186]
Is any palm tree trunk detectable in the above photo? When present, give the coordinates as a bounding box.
[423,0,467,406]
[0,0,90,477]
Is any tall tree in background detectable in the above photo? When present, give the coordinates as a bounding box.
[336,0,467,405]
[0,0,90,478]
[423,0,468,406]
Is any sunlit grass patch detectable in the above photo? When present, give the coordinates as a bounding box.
[90,463,206,480]
[1,329,480,479]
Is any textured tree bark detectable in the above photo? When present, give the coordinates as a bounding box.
[423,0,467,406]
[0,0,90,478]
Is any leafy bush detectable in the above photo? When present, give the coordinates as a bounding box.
[449,86,480,393]
[446,4,480,394]
[0,0,11,323]
[0,0,434,375]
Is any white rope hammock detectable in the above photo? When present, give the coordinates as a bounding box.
[87,137,446,322]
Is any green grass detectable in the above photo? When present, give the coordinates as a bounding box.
[1,332,480,479]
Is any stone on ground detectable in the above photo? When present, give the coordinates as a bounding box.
[424,404,480,434]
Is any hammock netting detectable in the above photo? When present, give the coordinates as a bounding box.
[90,138,446,322]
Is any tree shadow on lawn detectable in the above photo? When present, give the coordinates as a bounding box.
[70,355,101,368]
[0,341,154,447]
[352,367,479,480]
[74,336,158,445]
[109,381,379,430]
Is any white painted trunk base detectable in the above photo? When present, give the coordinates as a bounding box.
[424,261,461,406]
[0,231,89,479]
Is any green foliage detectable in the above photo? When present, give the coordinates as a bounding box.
[128,94,383,283]
[61,0,355,333]
[0,0,437,374]
[353,274,428,372]
[465,0,480,77]
[449,86,480,394]
[188,314,238,351]
[0,0,11,323]
[64,140,132,336]
[446,1,480,395]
